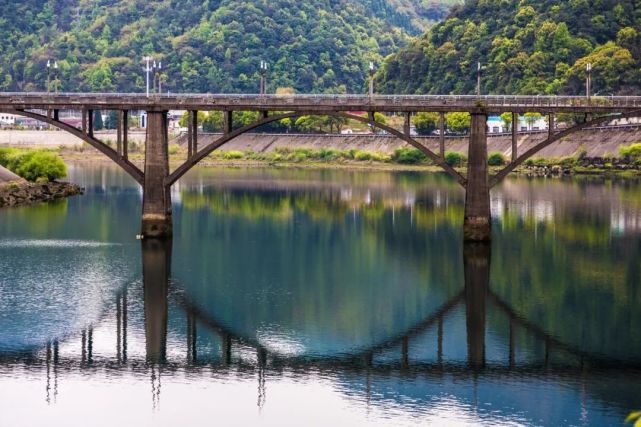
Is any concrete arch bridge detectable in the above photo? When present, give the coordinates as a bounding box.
[2,92,641,240]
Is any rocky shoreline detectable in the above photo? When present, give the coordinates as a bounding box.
[0,181,83,208]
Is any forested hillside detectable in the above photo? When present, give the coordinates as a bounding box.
[376,0,641,95]
[0,0,460,94]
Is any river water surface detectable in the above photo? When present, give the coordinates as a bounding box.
[0,165,640,426]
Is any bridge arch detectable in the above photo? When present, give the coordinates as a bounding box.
[0,108,144,184]
[166,111,467,187]
[490,109,641,188]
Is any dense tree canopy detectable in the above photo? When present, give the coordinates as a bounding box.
[376,0,641,95]
[0,0,459,94]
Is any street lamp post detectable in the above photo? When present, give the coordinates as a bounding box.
[368,61,375,97]
[259,60,268,95]
[143,56,154,97]
[476,62,482,97]
[586,62,592,101]
[46,60,59,93]
[157,61,163,94]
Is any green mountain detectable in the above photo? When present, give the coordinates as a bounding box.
[376,0,641,95]
[0,0,460,94]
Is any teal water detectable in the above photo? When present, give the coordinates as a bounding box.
[0,164,639,426]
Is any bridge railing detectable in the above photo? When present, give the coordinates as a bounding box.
[3,92,641,109]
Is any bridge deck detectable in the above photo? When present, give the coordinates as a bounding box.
[1,93,641,113]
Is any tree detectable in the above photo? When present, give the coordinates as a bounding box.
[93,110,104,131]
[179,111,206,128]
[524,112,542,130]
[202,111,223,132]
[499,112,513,131]
[445,112,471,134]
[105,111,118,129]
[414,112,440,135]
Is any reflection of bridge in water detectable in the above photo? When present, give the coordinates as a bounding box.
[8,240,638,408]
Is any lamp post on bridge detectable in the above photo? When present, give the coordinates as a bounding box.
[143,56,155,97]
[155,61,163,94]
[368,61,375,97]
[259,60,268,95]
[476,62,482,97]
[46,60,58,93]
[586,62,592,102]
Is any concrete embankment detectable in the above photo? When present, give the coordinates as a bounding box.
[174,127,641,158]
[2,127,640,158]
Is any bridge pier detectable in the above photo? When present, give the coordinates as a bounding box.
[142,239,171,363]
[141,111,172,239]
[463,113,491,242]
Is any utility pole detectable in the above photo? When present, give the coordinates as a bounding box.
[53,61,58,93]
[157,61,163,94]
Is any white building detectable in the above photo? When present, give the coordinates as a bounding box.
[487,115,548,134]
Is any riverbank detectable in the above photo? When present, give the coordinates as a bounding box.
[0,180,83,208]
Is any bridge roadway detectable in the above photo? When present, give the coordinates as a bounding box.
[2,92,641,240]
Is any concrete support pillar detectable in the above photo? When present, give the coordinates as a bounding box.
[464,243,489,370]
[122,110,129,160]
[439,112,446,158]
[261,110,268,119]
[141,111,172,238]
[142,239,171,363]
[88,109,94,137]
[187,110,198,158]
[224,111,233,134]
[403,112,411,136]
[463,113,491,242]
[511,112,518,163]
[82,109,87,134]
[53,109,59,122]
[548,113,554,139]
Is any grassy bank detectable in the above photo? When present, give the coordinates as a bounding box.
[53,142,641,177]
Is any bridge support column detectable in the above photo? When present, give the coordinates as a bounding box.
[511,112,518,162]
[403,112,411,136]
[141,111,172,239]
[463,113,491,242]
[439,112,446,158]
[464,243,489,370]
[142,239,171,363]
[224,111,233,134]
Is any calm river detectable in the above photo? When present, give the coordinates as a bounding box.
[0,164,639,426]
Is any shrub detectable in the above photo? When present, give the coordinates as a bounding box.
[222,150,244,160]
[558,156,576,168]
[0,148,18,166]
[168,144,180,155]
[620,143,641,159]
[354,150,374,161]
[444,151,466,167]
[391,147,427,164]
[487,152,506,166]
[5,150,67,182]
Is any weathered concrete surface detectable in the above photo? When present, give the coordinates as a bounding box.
[0,165,24,184]
[0,181,82,208]
[173,128,641,158]
[141,112,172,239]
[463,114,491,242]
